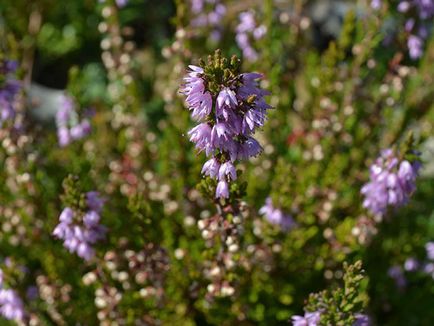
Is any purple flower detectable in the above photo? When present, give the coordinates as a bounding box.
[218,161,237,181]
[408,35,423,59]
[26,286,39,301]
[216,88,237,115]
[56,95,74,124]
[361,149,420,216]
[86,191,105,213]
[59,207,74,223]
[398,1,411,12]
[193,92,213,120]
[353,314,371,326]
[189,0,226,42]
[181,59,271,199]
[220,138,239,162]
[413,0,434,18]
[0,289,25,321]
[404,257,420,271]
[425,242,434,260]
[188,123,213,155]
[235,11,267,62]
[53,191,107,261]
[242,108,266,133]
[399,0,434,21]
[0,59,21,126]
[191,0,204,13]
[396,0,434,59]
[237,137,262,160]
[245,48,259,61]
[208,4,226,24]
[253,25,267,40]
[55,95,92,147]
[371,0,382,9]
[216,180,229,199]
[70,120,91,140]
[291,311,321,326]
[116,0,128,7]
[201,158,220,178]
[236,12,256,34]
[83,211,101,227]
[388,265,407,288]
[0,268,25,321]
[57,126,71,147]
[99,0,128,7]
[259,197,296,230]
[236,33,249,49]
[423,262,434,275]
[183,72,213,120]
[405,18,416,32]
[211,122,233,147]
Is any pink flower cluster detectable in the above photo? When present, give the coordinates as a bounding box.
[53,192,107,261]
[55,95,91,147]
[181,64,271,198]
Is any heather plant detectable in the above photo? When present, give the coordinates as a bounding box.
[292,261,370,326]
[55,95,92,147]
[361,136,421,217]
[0,0,433,325]
[53,176,107,261]
[235,10,267,62]
[180,50,271,199]
[372,0,434,59]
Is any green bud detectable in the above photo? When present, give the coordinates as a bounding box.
[223,68,230,80]
[246,94,257,104]
[199,58,205,68]
[230,55,238,67]
[221,57,227,68]
[214,49,221,60]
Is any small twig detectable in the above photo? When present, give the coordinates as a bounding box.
[22,9,42,88]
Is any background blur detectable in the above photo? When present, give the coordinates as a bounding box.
[0,0,434,325]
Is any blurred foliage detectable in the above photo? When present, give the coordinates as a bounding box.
[0,0,433,325]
